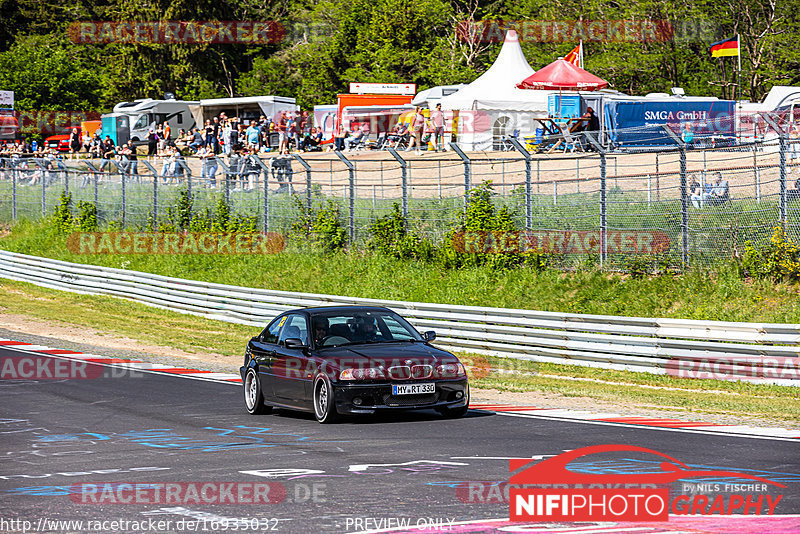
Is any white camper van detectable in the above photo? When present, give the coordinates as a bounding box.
[112,98,199,145]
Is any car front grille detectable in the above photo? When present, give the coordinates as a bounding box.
[382,392,439,407]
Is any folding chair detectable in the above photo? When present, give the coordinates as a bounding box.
[560,125,584,153]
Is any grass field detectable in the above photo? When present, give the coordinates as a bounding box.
[2,219,800,323]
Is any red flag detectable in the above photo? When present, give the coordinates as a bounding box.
[564,45,581,67]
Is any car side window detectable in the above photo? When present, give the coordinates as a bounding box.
[278,314,308,346]
[260,317,284,344]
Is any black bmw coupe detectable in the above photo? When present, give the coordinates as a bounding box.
[240,306,469,423]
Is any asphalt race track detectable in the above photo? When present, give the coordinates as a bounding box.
[1,344,799,534]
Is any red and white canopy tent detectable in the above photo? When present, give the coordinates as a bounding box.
[516,59,608,91]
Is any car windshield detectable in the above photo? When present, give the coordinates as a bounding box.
[310,310,422,348]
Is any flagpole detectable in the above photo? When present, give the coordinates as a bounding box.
[579,40,584,70]
[737,34,742,102]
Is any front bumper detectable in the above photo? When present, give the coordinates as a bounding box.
[332,380,469,414]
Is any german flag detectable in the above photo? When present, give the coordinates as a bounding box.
[710,36,739,57]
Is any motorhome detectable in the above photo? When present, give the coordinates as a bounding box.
[103,98,199,146]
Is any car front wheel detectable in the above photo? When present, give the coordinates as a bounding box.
[313,375,339,424]
[244,368,272,415]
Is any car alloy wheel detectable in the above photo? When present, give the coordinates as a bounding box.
[244,368,271,415]
[313,375,339,424]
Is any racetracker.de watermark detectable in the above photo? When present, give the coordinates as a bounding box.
[67,21,335,45]
[66,232,285,255]
[0,355,142,380]
[69,482,285,504]
[457,19,716,43]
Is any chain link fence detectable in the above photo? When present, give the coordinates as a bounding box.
[1,122,798,271]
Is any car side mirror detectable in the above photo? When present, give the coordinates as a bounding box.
[422,331,436,342]
[284,338,308,350]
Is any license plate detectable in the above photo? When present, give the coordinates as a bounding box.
[392,383,435,395]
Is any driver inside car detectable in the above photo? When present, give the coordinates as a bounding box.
[312,317,329,347]
[355,316,383,343]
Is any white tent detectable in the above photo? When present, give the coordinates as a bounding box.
[440,30,551,150]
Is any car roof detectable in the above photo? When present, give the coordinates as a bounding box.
[289,306,394,315]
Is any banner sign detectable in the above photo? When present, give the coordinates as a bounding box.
[605,99,735,146]
[349,83,416,95]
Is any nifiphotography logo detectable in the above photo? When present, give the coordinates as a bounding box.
[509,445,785,522]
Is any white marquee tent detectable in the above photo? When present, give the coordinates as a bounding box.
[439,29,551,151]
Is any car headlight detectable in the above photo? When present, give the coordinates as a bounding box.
[339,367,386,381]
[434,362,466,378]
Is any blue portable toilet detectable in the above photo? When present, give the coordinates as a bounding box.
[100,113,131,146]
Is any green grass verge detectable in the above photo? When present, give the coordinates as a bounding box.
[2,219,800,322]
[1,278,797,425]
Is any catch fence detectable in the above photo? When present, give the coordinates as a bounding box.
[0,129,798,270]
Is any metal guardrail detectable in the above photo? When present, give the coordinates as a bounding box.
[0,249,798,386]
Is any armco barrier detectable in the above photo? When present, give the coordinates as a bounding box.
[0,249,798,385]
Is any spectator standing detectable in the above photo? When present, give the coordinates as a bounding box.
[68,127,81,159]
[229,119,240,151]
[98,137,115,173]
[245,122,260,150]
[156,123,165,151]
[199,146,218,188]
[147,128,158,156]
[204,119,214,149]
[430,104,446,152]
[276,111,288,155]
[212,116,221,153]
[406,107,425,155]
[82,130,92,153]
[222,119,232,155]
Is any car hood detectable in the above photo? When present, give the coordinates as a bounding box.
[318,342,458,369]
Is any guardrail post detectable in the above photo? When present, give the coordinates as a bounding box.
[292,154,313,216]
[386,148,408,220]
[335,151,355,242]
[450,142,471,211]
[506,137,532,230]
[762,114,787,227]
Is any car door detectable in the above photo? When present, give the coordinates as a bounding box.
[251,316,284,400]
[272,314,310,404]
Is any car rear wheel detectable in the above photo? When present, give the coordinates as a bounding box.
[244,368,271,415]
[313,375,339,424]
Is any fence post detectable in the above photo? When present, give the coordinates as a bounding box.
[583,133,607,266]
[449,142,471,211]
[680,146,688,267]
[138,160,158,229]
[507,137,532,230]
[11,161,16,221]
[292,154,313,216]
[245,156,273,233]
[762,114,787,227]
[41,164,46,218]
[334,151,355,242]
[387,148,408,219]
[660,125,688,269]
[121,165,126,228]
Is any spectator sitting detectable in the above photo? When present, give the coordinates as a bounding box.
[302,128,323,151]
[707,174,729,205]
[388,121,409,148]
[345,125,368,151]
[689,175,703,209]
[788,176,800,201]
[188,128,204,152]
